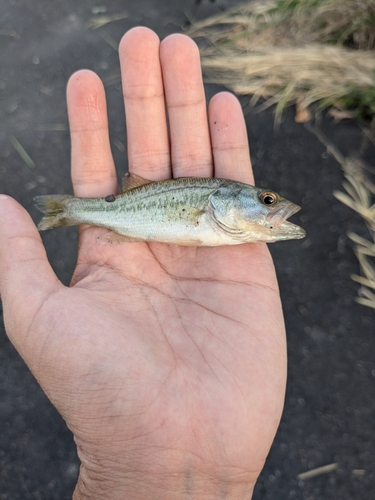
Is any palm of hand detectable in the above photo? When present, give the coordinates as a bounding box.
[0,28,286,499]
[41,227,285,495]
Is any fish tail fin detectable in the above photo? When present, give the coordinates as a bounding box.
[34,195,76,230]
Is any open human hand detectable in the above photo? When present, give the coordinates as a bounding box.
[0,28,286,499]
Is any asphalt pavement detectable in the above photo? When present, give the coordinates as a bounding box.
[1,0,375,498]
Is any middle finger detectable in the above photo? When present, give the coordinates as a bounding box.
[119,27,171,181]
[160,35,213,178]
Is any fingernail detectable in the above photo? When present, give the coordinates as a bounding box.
[0,195,8,200]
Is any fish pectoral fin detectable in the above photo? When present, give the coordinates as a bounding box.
[121,172,154,192]
[97,231,144,245]
[185,207,206,225]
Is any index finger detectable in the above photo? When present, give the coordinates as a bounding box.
[67,70,118,198]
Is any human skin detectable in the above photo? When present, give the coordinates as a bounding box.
[0,28,287,499]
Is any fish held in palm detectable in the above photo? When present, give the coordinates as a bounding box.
[34,174,305,246]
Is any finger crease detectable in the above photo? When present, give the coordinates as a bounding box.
[167,98,205,110]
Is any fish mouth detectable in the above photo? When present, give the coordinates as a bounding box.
[278,220,306,239]
[269,203,300,224]
[267,202,306,239]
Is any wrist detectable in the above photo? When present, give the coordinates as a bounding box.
[71,429,260,500]
[73,475,255,500]
[72,460,257,500]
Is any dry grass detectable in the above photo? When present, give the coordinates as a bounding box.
[10,135,35,168]
[186,0,375,122]
[307,124,375,309]
[86,11,128,30]
[336,172,375,309]
[297,463,338,481]
[284,0,375,50]
[188,0,375,50]
[199,45,375,123]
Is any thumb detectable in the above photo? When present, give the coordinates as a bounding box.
[0,195,62,358]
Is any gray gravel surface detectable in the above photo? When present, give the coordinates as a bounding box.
[1,0,375,498]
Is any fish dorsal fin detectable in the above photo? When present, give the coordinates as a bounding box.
[122,172,153,192]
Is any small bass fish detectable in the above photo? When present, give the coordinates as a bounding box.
[34,174,305,246]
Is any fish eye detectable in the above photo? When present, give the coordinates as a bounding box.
[259,191,278,206]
